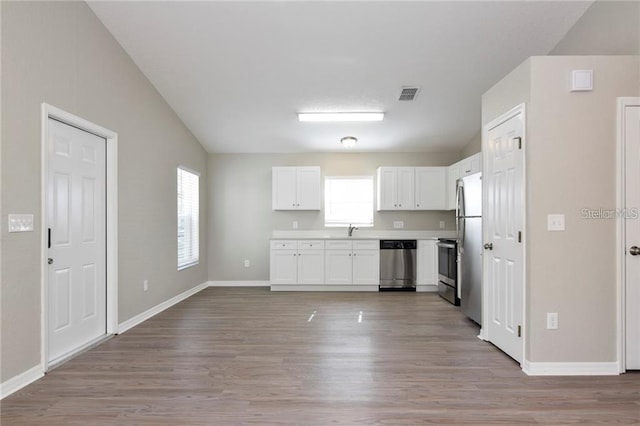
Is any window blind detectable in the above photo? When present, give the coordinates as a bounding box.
[324,176,374,227]
[177,167,199,270]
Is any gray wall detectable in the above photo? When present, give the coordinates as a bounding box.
[208,152,459,281]
[1,1,208,382]
[482,56,639,363]
[460,132,482,158]
[550,1,640,55]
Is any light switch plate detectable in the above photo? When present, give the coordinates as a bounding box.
[547,214,565,231]
[393,221,404,229]
[8,214,34,232]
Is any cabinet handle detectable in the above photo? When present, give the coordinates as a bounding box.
[353,253,357,256]
[416,204,420,207]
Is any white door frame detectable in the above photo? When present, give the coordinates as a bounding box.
[616,97,640,373]
[481,103,527,365]
[40,103,118,371]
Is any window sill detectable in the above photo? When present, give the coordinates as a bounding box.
[178,261,199,271]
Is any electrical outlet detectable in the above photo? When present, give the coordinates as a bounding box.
[143,280,149,292]
[292,221,298,229]
[547,312,558,329]
[439,221,445,229]
[393,221,404,229]
[244,259,250,268]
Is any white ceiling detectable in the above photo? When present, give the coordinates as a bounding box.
[88,1,592,154]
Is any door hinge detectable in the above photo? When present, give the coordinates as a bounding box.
[515,137,522,149]
[518,325,522,337]
[518,231,522,243]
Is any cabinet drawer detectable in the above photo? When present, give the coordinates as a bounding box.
[353,240,379,250]
[298,240,325,250]
[270,240,297,250]
[325,240,353,250]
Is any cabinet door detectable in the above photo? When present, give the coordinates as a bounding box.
[297,249,324,284]
[272,167,297,210]
[417,240,437,285]
[296,167,321,210]
[270,249,298,284]
[415,167,447,210]
[352,249,380,285]
[459,157,473,177]
[446,162,461,210]
[325,249,352,284]
[376,167,397,211]
[396,167,415,210]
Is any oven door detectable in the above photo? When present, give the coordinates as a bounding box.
[437,241,456,286]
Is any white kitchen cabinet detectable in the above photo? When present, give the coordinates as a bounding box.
[272,166,321,210]
[417,239,438,289]
[415,167,447,210]
[270,240,324,285]
[352,240,380,285]
[376,167,414,211]
[446,153,482,210]
[325,240,380,285]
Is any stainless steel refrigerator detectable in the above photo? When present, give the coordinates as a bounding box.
[456,172,482,325]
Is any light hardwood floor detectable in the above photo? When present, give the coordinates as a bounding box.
[2,287,639,425]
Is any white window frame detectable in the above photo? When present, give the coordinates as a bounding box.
[324,176,374,227]
[177,166,200,270]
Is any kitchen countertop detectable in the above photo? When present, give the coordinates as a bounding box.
[271,230,457,240]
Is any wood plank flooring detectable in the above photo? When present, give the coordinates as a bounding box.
[2,287,639,425]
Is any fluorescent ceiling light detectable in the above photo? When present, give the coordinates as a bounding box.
[298,112,384,122]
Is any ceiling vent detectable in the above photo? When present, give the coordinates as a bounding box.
[398,86,420,101]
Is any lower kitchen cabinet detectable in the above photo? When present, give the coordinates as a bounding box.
[270,240,324,285]
[270,239,379,289]
[325,240,379,285]
[417,239,438,291]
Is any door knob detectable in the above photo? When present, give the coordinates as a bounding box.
[483,243,493,250]
[630,246,640,256]
[48,258,54,265]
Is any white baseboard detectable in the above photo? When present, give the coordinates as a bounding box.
[117,281,209,334]
[0,364,44,400]
[208,281,269,287]
[523,360,620,376]
[416,284,437,292]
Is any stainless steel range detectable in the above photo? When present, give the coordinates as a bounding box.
[437,238,459,305]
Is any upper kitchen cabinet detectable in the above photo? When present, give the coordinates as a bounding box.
[272,166,321,210]
[446,153,482,210]
[415,167,447,210]
[377,167,415,211]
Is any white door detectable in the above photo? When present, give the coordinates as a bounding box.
[377,167,397,210]
[296,167,321,210]
[624,104,640,370]
[484,107,524,363]
[415,167,446,210]
[352,250,380,285]
[272,167,297,210]
[270,249,298,285]
[396,167,415,210]
[47,118,106,364]
[325,250,352,284]
[297,249,325,284]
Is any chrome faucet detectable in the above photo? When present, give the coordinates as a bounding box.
[348,224,358,237]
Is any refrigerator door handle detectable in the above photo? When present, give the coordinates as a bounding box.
[456,182,465,244]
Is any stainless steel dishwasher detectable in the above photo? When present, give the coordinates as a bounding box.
[379,240,417,291]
